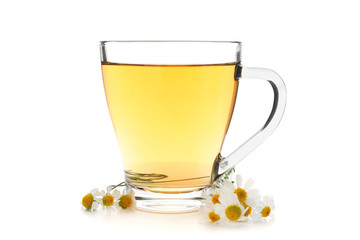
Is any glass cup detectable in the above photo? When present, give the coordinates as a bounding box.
[100,41,286,213]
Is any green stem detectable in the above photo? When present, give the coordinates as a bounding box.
[107,182,126,192]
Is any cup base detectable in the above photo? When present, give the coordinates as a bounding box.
[132,187,204,213]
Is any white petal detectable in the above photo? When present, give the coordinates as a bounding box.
[244,178,254,190]
[239,207,249,221]
[112,189,121,199]
[214,204,225,215]
[247,196,260,206]
[263,195,270,205]
[114,202,123,212]
[251,212,262,222]
[238,215,249,222]
[247,188,260,199]
[91,201,99,210]
[254,201,265,211]
[268,196,275,208]
[238,203,245,212]
[94,197,102,204]
[91,189,101,197]
[230,193,240,205]
[236,175,242,188]
[221,180,235,192]
[218,193,228,206]
[129,189,135,197]
[203,203,214,212]
[242,206,248,214]
[106,207,112,214]
[271,204,275,211]
[109,185,118,193]
[219,192,238,206]
[245,198,258,207]
[131,195,136,207]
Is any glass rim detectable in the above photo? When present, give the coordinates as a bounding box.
[100,40,241,65]
[100,40,241,44]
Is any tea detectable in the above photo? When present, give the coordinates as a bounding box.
[102,63,238,193]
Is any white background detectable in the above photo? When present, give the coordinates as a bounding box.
[0,0,359,239]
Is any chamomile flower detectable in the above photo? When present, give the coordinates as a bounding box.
[252,195,275,221]
[115,188,136,211]
[82,188,101,211]
[215,192,248,222]
[199,200,222,224]
[201,187,221,211]
[222,175,260,216]
[98,189,121,214]
[207,205,223,223]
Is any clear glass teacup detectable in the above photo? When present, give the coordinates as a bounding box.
[100,41,286,213]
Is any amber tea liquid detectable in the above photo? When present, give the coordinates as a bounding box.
[102,63,238,193]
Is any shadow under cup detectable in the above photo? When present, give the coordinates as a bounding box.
[100,41,286,213]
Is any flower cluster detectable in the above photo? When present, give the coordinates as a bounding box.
[81,172,275,225]
[202,174,275,223]
[82,186,136,213]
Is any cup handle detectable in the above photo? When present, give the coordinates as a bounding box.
[211,66,287,183]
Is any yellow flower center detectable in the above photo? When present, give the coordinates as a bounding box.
[211,194,220,204]
[82,193,94,210]
[243,202,252,217]
[102,194,114,207]
[234,188,247,202]
[119,194,132,209]
[208,211,220,222]
[262,206,271,217]
[225,204,242,221]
